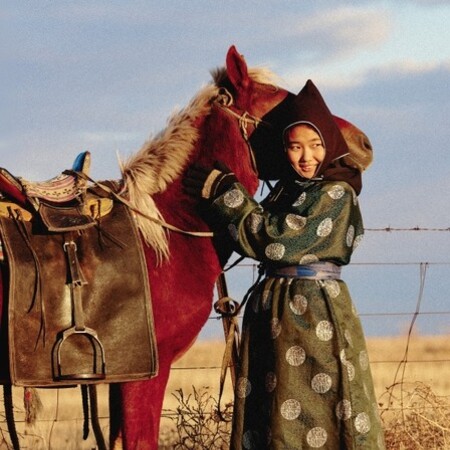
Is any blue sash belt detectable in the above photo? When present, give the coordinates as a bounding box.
[266,262,341,280]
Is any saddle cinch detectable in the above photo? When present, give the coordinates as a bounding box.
[0,152,158,387]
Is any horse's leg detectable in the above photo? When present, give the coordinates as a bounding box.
[111,360,172,450]
[3,385,20,450]
[109,384,123,448]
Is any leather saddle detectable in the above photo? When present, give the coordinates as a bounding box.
[0,152,158,386]
[0,151,113,229]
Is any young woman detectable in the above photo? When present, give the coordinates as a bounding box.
[184,80,385,449]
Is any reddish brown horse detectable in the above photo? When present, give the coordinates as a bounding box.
[0,45,288,450]
[105,46,289,449]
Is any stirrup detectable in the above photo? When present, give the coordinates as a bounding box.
[54,325,106,381]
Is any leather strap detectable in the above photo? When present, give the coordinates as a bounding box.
[63,238,88,330]
[71,171,214,238]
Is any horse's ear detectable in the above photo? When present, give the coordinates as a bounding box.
[226,45,250,89]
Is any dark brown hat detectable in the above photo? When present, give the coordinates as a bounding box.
[282,80,350,176]
[250,80,372,180]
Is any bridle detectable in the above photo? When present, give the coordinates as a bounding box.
[214,87,265,177]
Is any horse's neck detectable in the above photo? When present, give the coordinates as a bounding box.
[153,180,208,232]
[148,181,223,287]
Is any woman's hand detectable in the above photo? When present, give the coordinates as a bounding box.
[183,161,238,200]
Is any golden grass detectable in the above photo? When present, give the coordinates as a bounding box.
[166,334,450,409]
[2,334,450,449]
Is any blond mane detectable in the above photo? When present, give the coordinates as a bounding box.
[120,66,278,262]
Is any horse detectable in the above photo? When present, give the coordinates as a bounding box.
[108,45,290,450]
[0,45,290,449]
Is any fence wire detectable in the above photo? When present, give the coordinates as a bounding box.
[1,227,450,448]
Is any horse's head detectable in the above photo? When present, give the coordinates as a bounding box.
[221,46,289,127]
[119,47,292,261]
[205,46,290,191]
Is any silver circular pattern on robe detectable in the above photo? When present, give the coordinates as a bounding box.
[228,223,238,241]
[359,350,369,370]
[323,280,341,298]
[286,346,306,366]
[289,294,308,315]
[300,254,319,264]
[317,218,333,237]
[261,289,273,311]
[306,427,328,447]
[223,188,244,208]
[280,399,301,420]
[363,382,370,399]
[242,430,257,449]
[346,362,356,381]
[344,329,354,347]
[346,225,355,247]
[271,318,282,339]
[236,377,252,398]
[285,214,307,230]
[292,192,307,206]
[247,212,263,234]
[316,320,334,341]
[336,399,352,420]
[265,372,277,392]
[328,184,346,200]
[354,412,371,434]
[265,243,286,260]
[353,234,364,250]
[311,373,332,393]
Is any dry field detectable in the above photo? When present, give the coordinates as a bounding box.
[1,334,450,449]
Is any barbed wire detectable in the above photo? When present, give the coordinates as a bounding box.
[226,261,450,269]
[2,245,450,443]
[365,227,450,232]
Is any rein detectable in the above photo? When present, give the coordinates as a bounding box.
[213,262,265,421]
[69,171,214,238]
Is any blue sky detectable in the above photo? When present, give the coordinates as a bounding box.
[1,1,449,337]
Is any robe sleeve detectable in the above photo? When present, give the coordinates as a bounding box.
[209,180,364,266]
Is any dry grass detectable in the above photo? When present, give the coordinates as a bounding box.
[380,381,450,449]
[1,335,450,449]
[162,335,450,449]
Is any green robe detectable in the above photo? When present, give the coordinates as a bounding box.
[209,179,385,449]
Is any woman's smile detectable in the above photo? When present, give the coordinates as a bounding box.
[285,124,326,178]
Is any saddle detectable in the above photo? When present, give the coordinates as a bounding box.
[0,152,158,386]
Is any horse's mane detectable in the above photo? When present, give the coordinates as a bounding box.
[120,66,278,262]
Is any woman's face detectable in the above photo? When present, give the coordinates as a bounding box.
[285,124,325,178]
